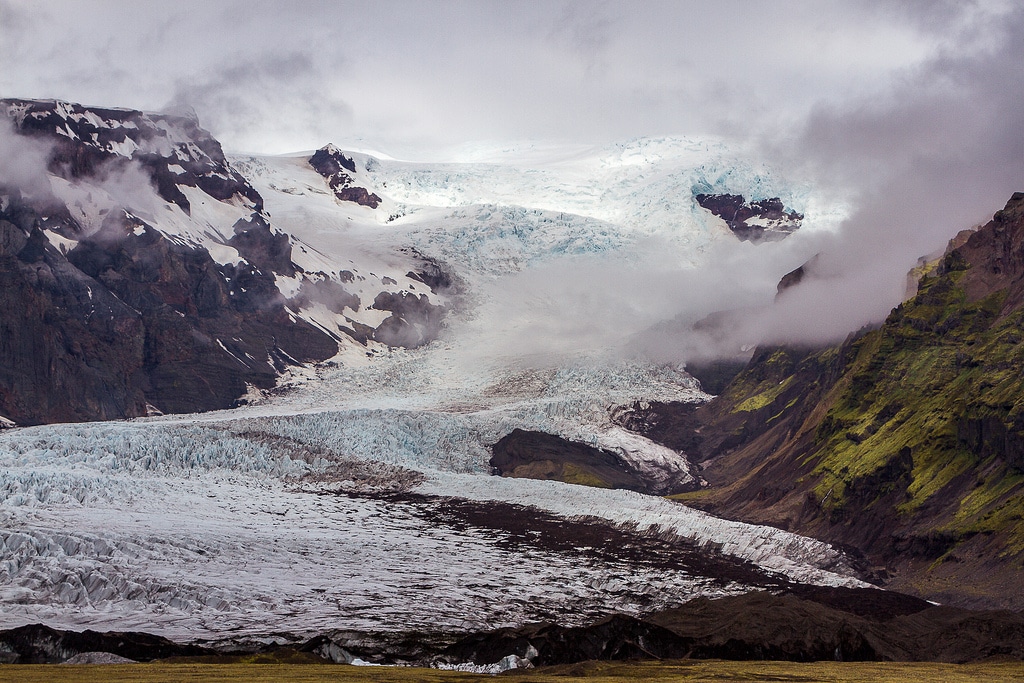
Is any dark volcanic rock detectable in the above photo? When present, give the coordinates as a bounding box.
[228,215,296,277]
[309,144,382,208]
[439,589,1024,666]
[63,210,335,417]
[490,428,695,495]
[0,207,147,425]
[370,290,445,348]
[3,98,262,214]
[0,100,342,423]
[402,246,462,294]
[0,624,211,663]
[695,192,802,242]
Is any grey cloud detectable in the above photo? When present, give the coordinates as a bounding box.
[0,120,54,198]
[2,0,1020,366]
[547,1,617,72]
[463,5,1023,366]
[167,52,354,153]
[746,6,1024,348]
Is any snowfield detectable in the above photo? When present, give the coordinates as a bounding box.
[0,133,864,642]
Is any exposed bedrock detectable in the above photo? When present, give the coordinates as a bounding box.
[695,192,802,242]
[308,144,382,208]
[490,428,696,495]
[4,98,263,215]
[0,624,211,664]
[370,290,446,348]
[439,588,1024,666]
[0,196,336,424]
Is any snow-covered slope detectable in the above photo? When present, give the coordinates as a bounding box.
[0,337,871,641]
[236,136,844,283]
[0,390,865,640]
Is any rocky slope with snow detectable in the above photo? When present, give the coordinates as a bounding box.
[0,99,458,424]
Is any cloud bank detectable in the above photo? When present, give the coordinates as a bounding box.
[2,1,1021,365]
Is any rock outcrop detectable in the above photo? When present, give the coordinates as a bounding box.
[695,192,802,242]
[0,99,340,424]
[490,428,696,495]
[308,144,382,208]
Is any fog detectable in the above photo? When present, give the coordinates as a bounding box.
[2,1,1021,363]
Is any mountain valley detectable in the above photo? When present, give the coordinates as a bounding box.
[0,97,1021,670]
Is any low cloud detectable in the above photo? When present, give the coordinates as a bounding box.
[456,5,1024,367]
[0,119,54,199]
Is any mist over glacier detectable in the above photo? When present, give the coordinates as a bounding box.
[1,0,1023,653]
[0,115,871,638]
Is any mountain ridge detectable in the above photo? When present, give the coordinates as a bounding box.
[628,192,1024,609]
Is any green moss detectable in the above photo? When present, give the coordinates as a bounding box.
[799,267,1024,520]
[765,397,799,425]
[734,376,793,413]
[560,463,613,488]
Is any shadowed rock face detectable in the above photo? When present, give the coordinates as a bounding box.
[0,624,211,663]
[308,145,382,208]
[695,193,802,242]
[5,98,262,215]
[0,194,337,424]
[490,428,696,495]
[0,211,147,424]
[370,290,446,348]
[0,99,341,424]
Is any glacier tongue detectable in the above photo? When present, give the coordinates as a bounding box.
[0,351,867,641]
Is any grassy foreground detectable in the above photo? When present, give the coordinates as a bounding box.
[2,660,1024,682]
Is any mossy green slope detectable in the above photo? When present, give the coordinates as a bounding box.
[673,193,1024,609]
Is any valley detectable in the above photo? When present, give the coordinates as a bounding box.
[0,97,1021,671]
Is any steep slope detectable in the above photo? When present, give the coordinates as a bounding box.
[0,100,452,425]
[627,193,1024,609]
[0,100,336,423]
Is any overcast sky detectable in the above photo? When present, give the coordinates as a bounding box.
[0,1,1015,155]
[2,1,1023,355]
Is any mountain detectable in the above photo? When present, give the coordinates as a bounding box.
[0,99,450,425]
[0,98,821,427]
[13,97,1014,669]
[0,98,881,656]
[625,193,1024,609]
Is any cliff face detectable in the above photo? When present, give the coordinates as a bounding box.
[628,193,1024,609]
[0,99,340,425]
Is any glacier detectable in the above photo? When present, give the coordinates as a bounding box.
[0,124,865,643]
[0,349,867,641]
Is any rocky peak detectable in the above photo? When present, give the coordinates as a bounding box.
[2,98,263,216]
[308,144,382,209]
[952,191,1024,309]
[695,193,802,242]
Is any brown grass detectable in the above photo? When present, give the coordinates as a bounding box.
[2,660,1024,683]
